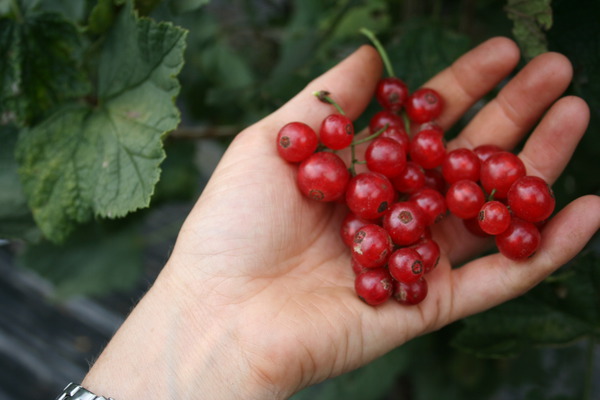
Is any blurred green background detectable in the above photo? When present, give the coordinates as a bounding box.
[1,0,599,399]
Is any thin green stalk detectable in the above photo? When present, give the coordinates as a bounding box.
[314,91,346,116]
[348,124,388,176]
[360,27,395,77]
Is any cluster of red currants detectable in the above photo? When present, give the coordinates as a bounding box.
[276,74,555,307]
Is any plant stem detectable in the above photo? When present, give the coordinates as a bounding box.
[313,91,346,116]
[583,337,596,400]
[348,124,388,176]
[360,27,395,77]
[351,124,388,146]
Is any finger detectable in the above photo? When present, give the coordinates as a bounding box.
[437,96,590,265]
[518,96,590,184]
[449,52,574,150]
[260,45,383,134]
[420,37,521,131]
[442,194,600,323]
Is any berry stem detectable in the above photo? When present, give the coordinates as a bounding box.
[314,91,346,116]
[351,124,388,146]
[402,110,411,136]
[360,27,395,78]
[348,124,388,176]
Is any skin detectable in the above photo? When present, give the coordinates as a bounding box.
[82,38,600,400]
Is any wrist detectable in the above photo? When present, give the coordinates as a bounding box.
[81,264,284,400]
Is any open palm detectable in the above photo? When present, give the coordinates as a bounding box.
[149,38,600,398]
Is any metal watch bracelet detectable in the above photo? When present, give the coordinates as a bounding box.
[55,383,115,400]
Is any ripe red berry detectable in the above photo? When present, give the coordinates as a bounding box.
[340,212,372,248]
[409,187,447,226]
[478,200,511,235]
[393,277,428,305]
[405,88,443,123]
[351,257,369,276]
[480,151,526,199]
[410,238,441,274]
[276,122,318,162]
[390,161,426,194]
[463,217,490,238]
[446,179,485,219]
[473,144,503,163]
[380,125,410,152]
[442,148,481,184]
[346,172,396,220]
[507,176,555,223]
[423,168,447,194]
[383,201,427,246]
[409,128,446,170]
[355,268,394,306]
[351,224,393,269]
[388,247,424,284]
[495,218,541,261]
[365,137,407,177]
[369,110,404,134]
[319,114,354,150]
[375,77,409,112]
[297,152,350,202]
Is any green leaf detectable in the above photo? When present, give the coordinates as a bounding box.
[0,11,90,126]
[88,0,117,34]
[16,2,188,242]
[505,0,553,60]
[452,252,600,358]
[0,125,39,240]
[19,219,144,299]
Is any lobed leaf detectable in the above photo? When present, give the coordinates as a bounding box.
[16,2,188,242]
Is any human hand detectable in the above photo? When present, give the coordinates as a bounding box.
[82,38,600,400]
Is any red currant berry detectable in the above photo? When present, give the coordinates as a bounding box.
[351,224,393,269]
[410,238,441,274]
[423,168,447,194]
[319,114,354,150]
[346,172,396,220]
[297,152,350,202]
[507,176,555,223]
[365,137,407,178]
[446,179,485,219]
[390,161,426,194]
[480,151,526,199]
[394,277,428,305]
[375,77,409,112]
[276,122,318,162]
[417,121,444,135]
[495,218,541,261]
[369,110,404,134]
[409,187,447,226]
[355,268,393,306]
[405,88,443,124]
[442,148,481,184]
[473,144,503,163]
[351,257,369,276]
[380,125,410,152]
[388,247,424,284]
[409,128,446,170]
[383,201,427,246]
[463,217,490,237]
[478,200,511,235]
[340,212,372,248]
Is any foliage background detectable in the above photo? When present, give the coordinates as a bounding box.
[1,0,599,398]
